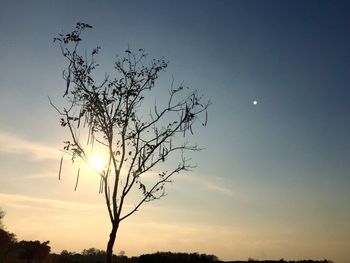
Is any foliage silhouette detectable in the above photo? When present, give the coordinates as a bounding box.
[0,208,5,229]
[0,212,335,263]
[14,240,51,262]
[0,208,17,262]
[0,212,333,263]
[0,228,17,262]
[44,251,332,263]
[51,22,209,263]
[137,252,218,263]
[0,209,50,263]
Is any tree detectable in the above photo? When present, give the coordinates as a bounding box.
[15,240,51,262]
[0,208,17,262]
[51,22,209,263]
[0,229,16,262]
[0,208,5,229]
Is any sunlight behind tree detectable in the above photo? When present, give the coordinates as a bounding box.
[51,22,209,263]
[89,154,106,173]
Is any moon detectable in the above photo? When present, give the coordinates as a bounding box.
[253,100,258,105]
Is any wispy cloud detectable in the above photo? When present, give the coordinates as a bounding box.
[0,130,59,160]
[136,169,235,197]
[0,129,234,197]
[21,172,57,179]
[178,174,235,197]
[0,192,101,212]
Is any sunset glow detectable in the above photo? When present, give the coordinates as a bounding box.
[88,154,106,173]
[1,1,350,263]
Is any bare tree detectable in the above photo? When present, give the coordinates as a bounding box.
[51,22,209,263]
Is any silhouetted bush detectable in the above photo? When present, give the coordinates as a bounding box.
[0,228,17,261]
[138,252,218,263]
[0,240,50,263]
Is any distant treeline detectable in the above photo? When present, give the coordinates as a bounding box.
[226,261,333,263]
[0,209,333,263]
[44,250,219,263]
[0,227,334,263]
[0,239,334,263]
[0,229,334,263]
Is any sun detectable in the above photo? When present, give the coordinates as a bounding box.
[89,154,106,173]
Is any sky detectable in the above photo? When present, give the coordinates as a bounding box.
[1,0,350,262]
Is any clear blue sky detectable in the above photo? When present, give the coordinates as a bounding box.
[1,1,350,262]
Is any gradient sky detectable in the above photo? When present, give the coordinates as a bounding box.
[1,1,350,262]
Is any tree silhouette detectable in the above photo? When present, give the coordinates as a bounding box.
[0,208,16,261]
[0,208,5,229]
[51,22,209,263]
[15,240,51,262]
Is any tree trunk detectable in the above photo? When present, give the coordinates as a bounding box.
[106,223,119,263]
